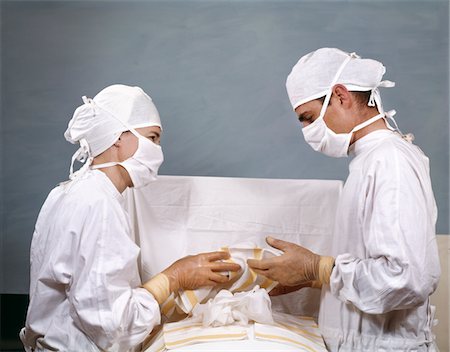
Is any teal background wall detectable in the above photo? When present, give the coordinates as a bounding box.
[1,0,449,295]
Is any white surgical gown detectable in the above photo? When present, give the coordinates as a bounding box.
[319,130,441,351]
[21,170,160,352]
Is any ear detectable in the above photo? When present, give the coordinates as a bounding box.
[331,84,353,109]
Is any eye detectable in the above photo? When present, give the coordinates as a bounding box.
[298,114,313,123]
[147,134,162,144]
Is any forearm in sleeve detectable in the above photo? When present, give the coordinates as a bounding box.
[330,253,439,314]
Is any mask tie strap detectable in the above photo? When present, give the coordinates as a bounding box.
[385,109,399,130]
[316,52,359,122]
[91,161,119,170]
[384,110,415,143]
[351,112,386,134]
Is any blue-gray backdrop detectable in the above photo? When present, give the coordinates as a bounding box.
[1,0,448,293]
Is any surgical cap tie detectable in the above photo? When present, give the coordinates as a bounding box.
[67,97,97,181]
[82,95,93,105]
[368,80,395,108]
[69,138,94,180]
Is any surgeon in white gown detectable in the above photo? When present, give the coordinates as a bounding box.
[248,48,441,351]
[20,85,240,352]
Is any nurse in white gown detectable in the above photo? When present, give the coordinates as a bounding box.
[20,85,240,352]
[248,48,440,351]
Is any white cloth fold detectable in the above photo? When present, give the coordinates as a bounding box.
[191,286,274,327]
[143,311,327,352]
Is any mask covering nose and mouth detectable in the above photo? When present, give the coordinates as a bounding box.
[302,104,391,158]
[301,53,396,158]
[119,131,164,188]
[92,128,164,189]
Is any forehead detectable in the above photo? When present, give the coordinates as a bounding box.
[136,126,162,135]
[294,99,323,117]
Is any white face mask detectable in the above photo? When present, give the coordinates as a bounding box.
[302,110,386,158]
[119,132,164,188]
[92,129,164,188]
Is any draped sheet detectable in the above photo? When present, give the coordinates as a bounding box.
[125,175,342,318]
[144,312,327,351]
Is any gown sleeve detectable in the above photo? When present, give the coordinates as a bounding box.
[330,147,441,314]
[67,197,161,351]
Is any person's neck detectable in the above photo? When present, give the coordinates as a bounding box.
[100,166,131,193]
[92,156,132,193]
[351,108,388,145]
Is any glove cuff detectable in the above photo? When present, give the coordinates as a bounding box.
[311,280,323,289]
[318,256,335,285]
[142,273,171,305]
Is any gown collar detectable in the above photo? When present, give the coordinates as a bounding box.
[92,169,125,205]
[349,129,395,157]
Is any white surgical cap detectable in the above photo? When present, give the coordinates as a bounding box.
[64,84,162,179]
[286,48,395,111]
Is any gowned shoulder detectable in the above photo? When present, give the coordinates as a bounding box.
[43,173,126,234]
[59,172,122,208]
[361,135,429,181]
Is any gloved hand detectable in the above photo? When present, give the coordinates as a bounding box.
[163,251,241,291]
[247,237,334,287]
[269,281,322,296]
[143,251,241,304]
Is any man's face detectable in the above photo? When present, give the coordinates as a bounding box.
[294,95,356,134]
[118,126,162,162]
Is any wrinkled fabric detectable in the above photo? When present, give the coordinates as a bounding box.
[191,287,274,327]
[64,96,124,158]
[144,311,327,352]
[319,130,440,351]
[255,312,327,351]
[286,48,394,112]
[93,84,162,130]
[21,170,160,352]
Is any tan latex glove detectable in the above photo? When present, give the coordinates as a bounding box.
[269,282,312,296]
[247,237,334,288]
[143,251,241,304]
[269,280,322,296]
[163,251,241,291]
